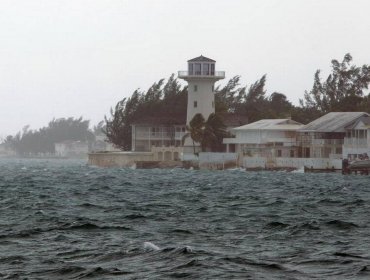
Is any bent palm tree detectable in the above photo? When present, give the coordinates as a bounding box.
[202,113,228,152]
[182,113,205,155]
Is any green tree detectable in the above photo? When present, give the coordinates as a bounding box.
[104,75,187,150]
[6,117,94,156]
[182,113,228,153]
[240,75,269,122]
[215,76,245,113]
[201,113,228,152]
[302,53,370,114]
[182,113,205,155]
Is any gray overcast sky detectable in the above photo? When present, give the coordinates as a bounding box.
[1,0,369,137]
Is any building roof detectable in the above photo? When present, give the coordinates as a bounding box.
[232,119,303,131]
[188,55,215,63]
[362,116,370,126]
[345,115,370,129]
[299,112,369,132]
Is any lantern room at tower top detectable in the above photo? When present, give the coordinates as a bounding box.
[178,55,225,80]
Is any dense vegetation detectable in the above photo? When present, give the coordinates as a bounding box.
[104,74,187,150]
[183,113,229,153]
[301,53,370,118]
[4,54,370,155]
[105,54,370,151]
[3,117,94,156]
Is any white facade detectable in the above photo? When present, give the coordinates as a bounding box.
[131,124,186,152]
[178,55,225,125]
[223,119,303,160]
[244,157,342,170]
[298,112,369,159]
[343,116,370,159]
[221,113,370,170]
[186,79,217,125]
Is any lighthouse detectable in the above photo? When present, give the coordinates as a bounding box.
[178,55,225,125]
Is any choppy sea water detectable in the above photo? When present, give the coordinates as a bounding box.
[1,158,370,279]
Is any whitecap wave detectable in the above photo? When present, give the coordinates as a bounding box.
[143,241,160,251]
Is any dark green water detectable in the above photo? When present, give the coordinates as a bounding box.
[1,158,370,279]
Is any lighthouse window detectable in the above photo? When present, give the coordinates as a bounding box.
[194,85,198,92]
[194,101,198,108]
[188,63,193,75]
[203,63,209,75]
[195,63,201,75]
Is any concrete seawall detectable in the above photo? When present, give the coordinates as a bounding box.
[88,152,154,168]
[88,151,183,168]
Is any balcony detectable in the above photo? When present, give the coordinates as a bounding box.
[312,139,344,146]
[264,137,296,147]
[136,131,186,140]
[344,138,369,147]
[178,71,225,79]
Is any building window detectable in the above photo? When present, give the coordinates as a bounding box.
[195,63,201,75]
[203,63,209,75]
[212,101,214,108]
[277,150,282,157]
[212,85,214,92]
[194,101,197,108]
[290,150,294,157]
[188,63,193,75]
[194,85,198,92]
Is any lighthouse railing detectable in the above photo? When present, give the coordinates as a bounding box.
[178,71,225,79]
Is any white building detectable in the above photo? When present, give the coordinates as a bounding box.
[297,112,369,159]
[223,119,303,160]
[131,118,186,152]
[89,56,246,167]
[343,115,370,159]
[178,55,225,154]
[178,55,225,124]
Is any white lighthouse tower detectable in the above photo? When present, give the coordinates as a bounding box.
[178,55,225,125]
[178,55,225,153]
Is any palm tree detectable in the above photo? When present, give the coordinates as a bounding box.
[182,113,205,155]
[201,113,228,152]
